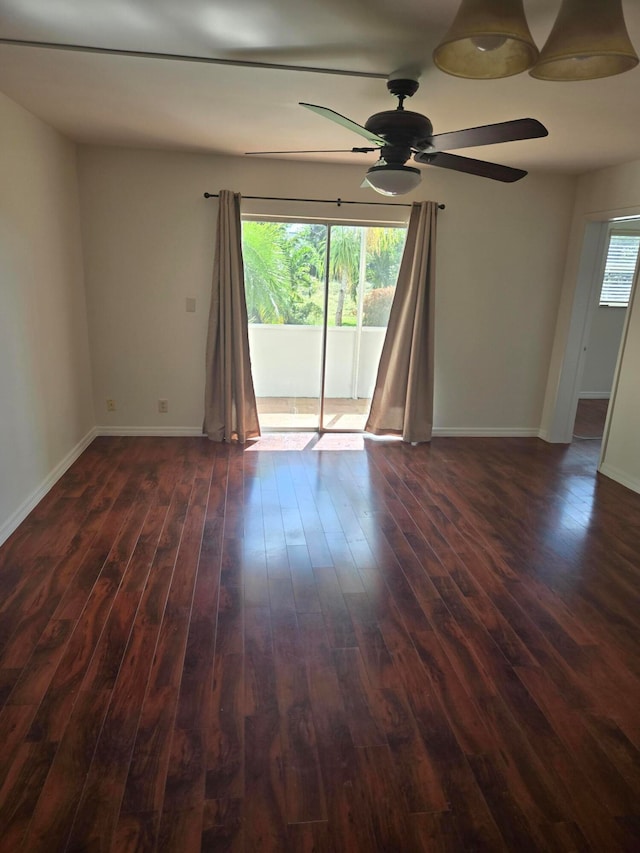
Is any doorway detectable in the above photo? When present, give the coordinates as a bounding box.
[546,212,640,465]
[572,220,640,448]
[242,219,406,432]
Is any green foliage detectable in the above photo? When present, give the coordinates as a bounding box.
[241,220,405,327]
[242,221,292,323]
[330,228,360,293]
[363,286,395,327]
[366,228,406,290]
[242,221,326,324]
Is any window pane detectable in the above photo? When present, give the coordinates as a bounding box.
[324,224,406,431]
[362,227,406,327]
[600,232,640,307]
[242,221,327,429]
[242,221,326,325]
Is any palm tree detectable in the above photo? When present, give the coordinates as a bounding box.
[282,227,325,300]
[330,226,360,326]
[241,221,293,322]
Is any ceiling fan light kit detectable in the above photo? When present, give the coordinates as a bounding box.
[529,0,639,81]
[364,163,422,196]
[433,0,539,79]
[435,0,638,81]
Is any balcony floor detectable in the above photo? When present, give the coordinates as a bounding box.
[256,397,370,430]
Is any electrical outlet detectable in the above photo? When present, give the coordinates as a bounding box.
[158,399,169,413]
[106,399,116,412]
[185,297,196,313]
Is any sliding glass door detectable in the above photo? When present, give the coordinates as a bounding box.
[323,225,405,431]
[242,219,405,432]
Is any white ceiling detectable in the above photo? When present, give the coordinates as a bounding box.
[1,0,640,174]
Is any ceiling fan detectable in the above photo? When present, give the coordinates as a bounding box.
[247,77,548,196]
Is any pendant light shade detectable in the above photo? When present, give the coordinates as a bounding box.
[530,0,638,81]
[433,0,539,79]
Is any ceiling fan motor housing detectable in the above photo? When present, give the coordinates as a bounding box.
[365,110,434,151]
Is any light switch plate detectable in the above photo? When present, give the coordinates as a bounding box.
[186,297,196,313]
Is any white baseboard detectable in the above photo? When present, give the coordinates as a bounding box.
[538,428,574,443]
[598,463,640,495]
[0,427,98,547]
[579,392,611,400]
[432,427,540,438]
[97,426,204,437]
[99,424,540,440]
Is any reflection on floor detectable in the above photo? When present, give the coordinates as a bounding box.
[245,432,403,452]
[256,397,371,430]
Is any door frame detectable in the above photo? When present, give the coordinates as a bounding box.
[242,215,407,433]
[544,210,640,457]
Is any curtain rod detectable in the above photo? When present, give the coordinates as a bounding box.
[203,193,445,210]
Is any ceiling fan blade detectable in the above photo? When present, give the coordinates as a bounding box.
[415,151,527,182]
[425,118,548,153]
[246,147,377,155]
[300,103,387,145]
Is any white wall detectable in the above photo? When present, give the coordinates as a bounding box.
[601,279,640,492]
[542,157,640,493]
[77,145,576,436]
[581,307,626,396]
[0,93,95,542]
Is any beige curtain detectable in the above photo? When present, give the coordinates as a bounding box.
[204,190,260,443]
[365,201,438,443]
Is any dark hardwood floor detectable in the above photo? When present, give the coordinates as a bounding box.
[573,398,609,440]
[0,432,639,851]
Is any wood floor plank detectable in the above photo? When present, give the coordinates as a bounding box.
[0,668,20,707]
[346,744,425,850]
[313,566,357,650]
[158,465,218,851]
[21,688,111,851]
[118,478,202,821]
[243,708,287,851]
[244,605,276,717]
[0,741,56,849]
[514,665,640,818]
[6,619,73,707]
[287,543,322,614]
[63,496,185,850]
[0,464,132,667]
[206,652,244,802]
[270,607,326,824]
[411,811,467,853]
[26,492,155,744]
[201,798,244,852]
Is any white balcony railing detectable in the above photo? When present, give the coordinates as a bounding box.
[248,325,387,399]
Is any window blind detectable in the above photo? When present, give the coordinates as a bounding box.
[600,232,640,307]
